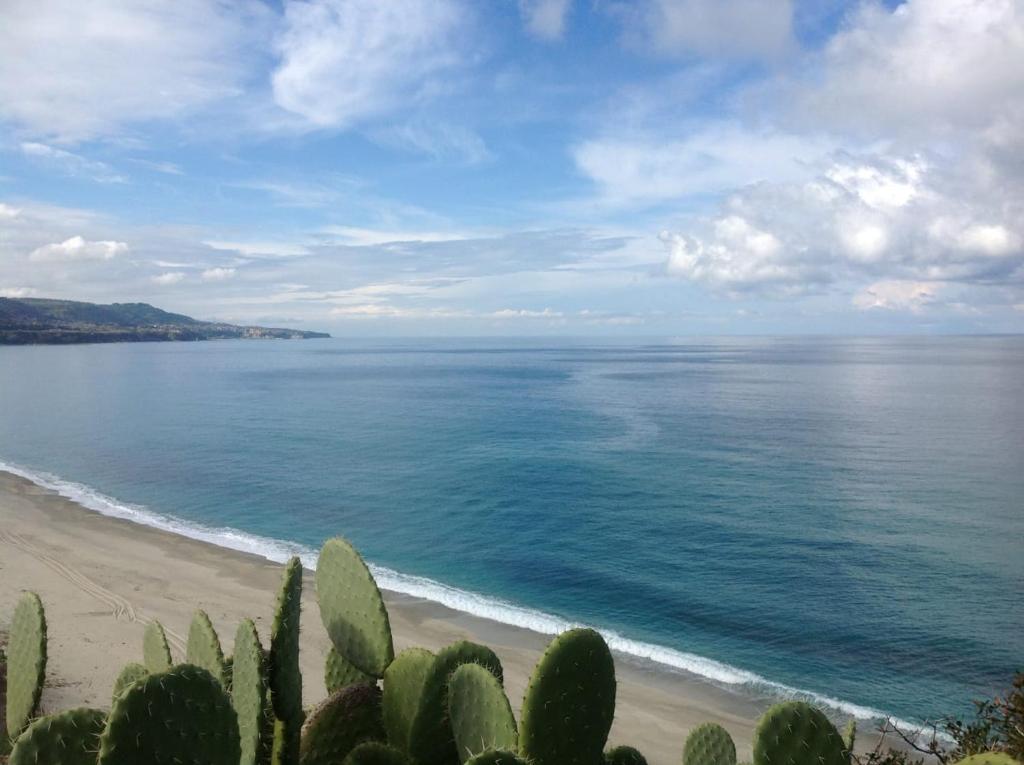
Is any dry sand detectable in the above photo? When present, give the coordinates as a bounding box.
[0,470,774,765]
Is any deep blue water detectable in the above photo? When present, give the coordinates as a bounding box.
[1,336,1021,723]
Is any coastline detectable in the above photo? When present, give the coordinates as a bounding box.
[0,468,899,764]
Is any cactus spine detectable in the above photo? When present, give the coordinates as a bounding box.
[448,663,517,764]
[316,537,394,677]
[683,723,737,765]
[270,556,304,765]
[463,751,530,765]
[97,664,240,765]
[520,628,617,765]
[5,592,47,738]
[9,707,106,765]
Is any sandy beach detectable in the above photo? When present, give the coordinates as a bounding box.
[0,470,776,764]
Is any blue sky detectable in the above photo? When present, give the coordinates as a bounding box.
[1,0,1022,335]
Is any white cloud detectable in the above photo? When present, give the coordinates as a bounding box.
[152,272,186,286]
[21,143,126,183]
[201,267,237,281]
[0,204,22,219]
[614,0,795,60]
[272,0,467,128]
[0,0,267,142]
[660,150,1023,296]
[852,280,939,312]
[0,287,37,298]
[519,0,572,41]
[574,124,833,206]
[791,0,1024,141]
[29,236,128,262]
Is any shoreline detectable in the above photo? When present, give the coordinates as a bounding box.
[1,468,854,764]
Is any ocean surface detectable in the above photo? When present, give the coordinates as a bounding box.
[1,336,1021,724]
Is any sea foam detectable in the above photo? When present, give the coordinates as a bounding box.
[0,458,919,728]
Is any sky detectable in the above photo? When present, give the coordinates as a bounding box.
[1,0,1022,335]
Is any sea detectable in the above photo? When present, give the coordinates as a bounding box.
[0,336,1021,726]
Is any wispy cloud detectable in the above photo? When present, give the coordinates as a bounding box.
[21,143,127,184]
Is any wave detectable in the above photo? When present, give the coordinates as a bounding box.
[0,458,920,729]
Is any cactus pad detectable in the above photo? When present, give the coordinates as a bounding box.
[316,537,394,677]
[406,641,504,765]
[520,628,616,765]
[299,683,385,765]
[111,662,148,703]
[448,663,517,763]
[383,648,435,752]
[753,701,846,765]
[843,720,856,756]
[143,620,173,672]
[464,751,530,765]
[97,663,240,765]
[327,645,375,694]
[606,746,649,765]
[233,618,270,765]
[186,609,227,685]
[9,707,106,765]
[953,756,1021,765]
[6,591,47,738]
[345,742,414,765]
[683,723,737,765]
[270,557,304,723]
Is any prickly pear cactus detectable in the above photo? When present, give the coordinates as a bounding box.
[606,745,649,765]
[186,609,227,685]
[753,701,846,765]
[344,742,414,765]
[382,648,435,752]
[520,628,616,765]
[271,556,304,765]
[233,618,270,765]
[299,683,385,765]
[406,642,504,765]
[9,707,106,765]
[843,720,856,757]
[953,755,1021,765]
[326,646,374,694]
[97,664,240,765]
[463,751,530,765]
[316,537,394,677]
[142,620,173,672]
[5,591,47,738]
[111,662,148,703]
[683,723,737,765]
[448,663,517,763]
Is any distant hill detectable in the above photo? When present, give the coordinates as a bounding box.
[0,298,330,345]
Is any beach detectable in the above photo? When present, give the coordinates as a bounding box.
[0,470,769,765]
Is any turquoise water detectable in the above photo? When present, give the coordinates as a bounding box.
[0,337,1021,723]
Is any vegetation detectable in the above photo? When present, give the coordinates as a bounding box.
[0,297,329,344]
[0,535,1019,765]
